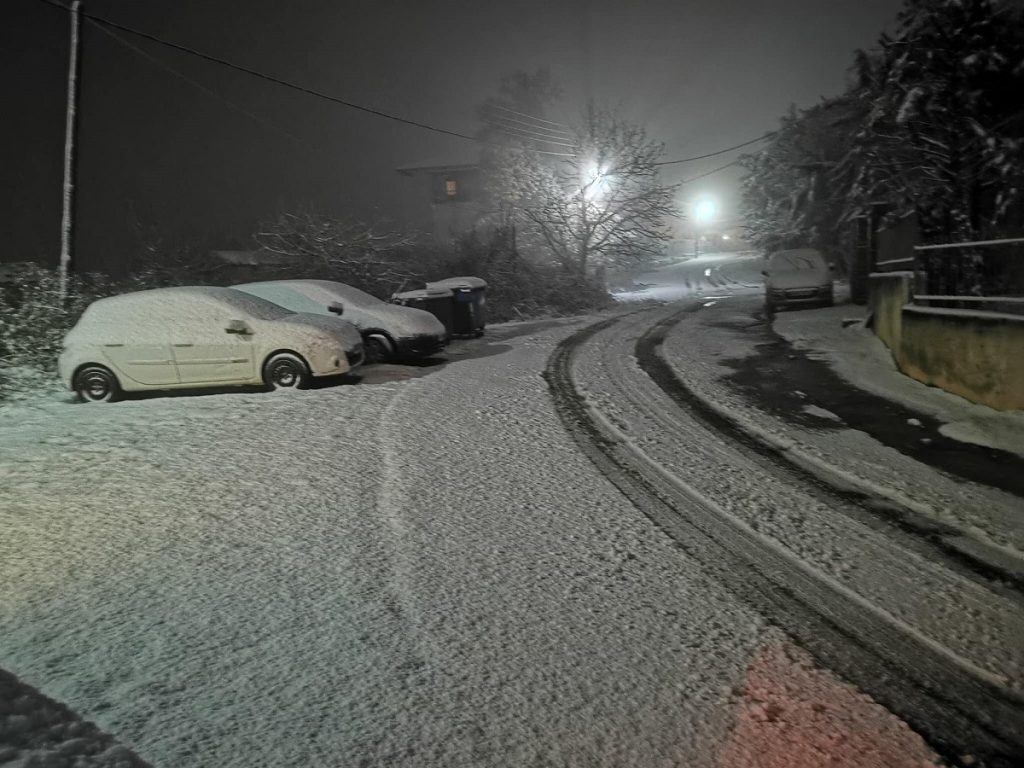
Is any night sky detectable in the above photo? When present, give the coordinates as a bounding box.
[2,0,904,273]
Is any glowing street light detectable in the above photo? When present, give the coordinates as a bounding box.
[692,196,718,225]
[691,195,718,256]
[582,162,611,201]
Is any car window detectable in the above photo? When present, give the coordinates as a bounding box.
[305,282,381,307]
[770,253,823,272]
[239,285,328,315]
[214,292,295,320]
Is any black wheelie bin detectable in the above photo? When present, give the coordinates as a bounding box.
[390,286,455,338]
[425,276,487,337]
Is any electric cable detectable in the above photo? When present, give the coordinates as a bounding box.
[34,0,479,142]
[90,20,317,151]
[655,133,775,166]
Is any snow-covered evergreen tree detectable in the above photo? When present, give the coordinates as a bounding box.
[841,0,1024,239]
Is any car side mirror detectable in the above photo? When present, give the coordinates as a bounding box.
[225,319,251,335]
[327,302,344,316]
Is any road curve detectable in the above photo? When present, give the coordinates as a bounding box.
[544,303,1024,767]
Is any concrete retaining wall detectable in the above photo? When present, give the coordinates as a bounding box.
[868,272,913,352]
[868,273,1024,411]
[900,307,1024,411]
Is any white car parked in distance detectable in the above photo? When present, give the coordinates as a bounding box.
[59,286,364,402]
[233,280,448,363]
[763,248,835,312]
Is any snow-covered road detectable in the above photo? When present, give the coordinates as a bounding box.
[1,298,979,767]
[1,313,948,767]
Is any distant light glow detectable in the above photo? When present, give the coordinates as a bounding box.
[693,196,717,224]
[582,162,611,201]
[722,234,731,241]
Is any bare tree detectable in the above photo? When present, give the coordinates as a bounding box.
[507,104,678,277]
[254,209,419,296]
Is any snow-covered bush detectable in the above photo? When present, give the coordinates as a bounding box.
[253,210,423,299]
[433,227,613,322]
[0,265,115,399]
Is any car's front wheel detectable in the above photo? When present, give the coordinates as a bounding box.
[262,352,310,390]
[74,365,121,403]
[364,334,394,364]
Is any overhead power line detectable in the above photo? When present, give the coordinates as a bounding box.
[485,115,572,140]
[655,133,775,166]
[482,110,571,138]
[680,161,742,184]
[488,103,569,130]
[90,20,316,151]
[485,122,577,148]
[35,0,479,143]
[36,0,768,170]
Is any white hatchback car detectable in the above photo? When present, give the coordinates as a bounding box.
[59,286,364,402]
[763,248,835,311]
[233,280,448,363]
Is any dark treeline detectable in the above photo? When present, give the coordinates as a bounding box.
[741,0,1024,259]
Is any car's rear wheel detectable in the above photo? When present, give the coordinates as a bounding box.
[74,365,120,403]
[262,352,310,390]
[364,334,393,364]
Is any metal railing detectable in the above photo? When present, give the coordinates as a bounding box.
[911,237,1024,316]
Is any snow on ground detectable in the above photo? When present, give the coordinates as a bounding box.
[574,309,1024,693]
[663,299,1024,563]
[613,252,762,303]
[772,300,1024,459]
[2,322,780,768]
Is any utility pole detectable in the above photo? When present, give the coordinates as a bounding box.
[58,0,82,303]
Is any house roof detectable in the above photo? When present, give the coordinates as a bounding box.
[396,148,480,176]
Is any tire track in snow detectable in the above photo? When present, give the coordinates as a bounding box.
[544,308,1024,767]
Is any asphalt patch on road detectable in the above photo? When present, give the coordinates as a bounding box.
[713,311,1024,499]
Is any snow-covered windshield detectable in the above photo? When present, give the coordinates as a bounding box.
[215,291,295,320]
[232,283,328,315]
[769,252,825,272]
[302,281,382,307]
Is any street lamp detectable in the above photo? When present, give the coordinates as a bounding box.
[691,195,717,256]
[582,162,611,201]
[693,196,717,225]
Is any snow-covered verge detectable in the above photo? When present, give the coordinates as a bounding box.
[661,300,1024,563]
[2,321,776,767]
[772,303,1024,459]
[0,668,148,767]
[0,365,66,408]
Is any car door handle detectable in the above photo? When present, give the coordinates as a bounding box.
[103,343,124,347]
[172,343,194,347]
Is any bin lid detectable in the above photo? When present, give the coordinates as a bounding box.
[392,286,454,301]
[426,276,487,290]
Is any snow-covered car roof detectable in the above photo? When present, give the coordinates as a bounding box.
[235,280,383,309]
[393,287,454,300]
[236,280,448,339]
[426,276,487,290]
[80,286,295,322]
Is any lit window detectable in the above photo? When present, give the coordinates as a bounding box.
[445,179,458,197]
